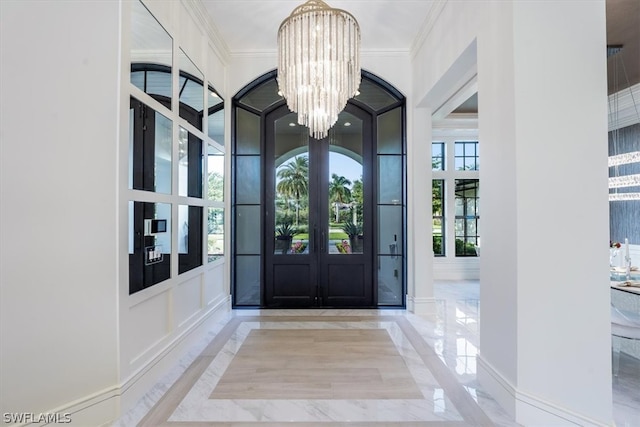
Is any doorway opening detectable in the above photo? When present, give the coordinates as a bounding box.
[232,70,405,308]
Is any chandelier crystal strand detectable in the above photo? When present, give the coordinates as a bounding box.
[608,151,640,167]
[609,174,640,189]
[278,0,361,139]
[609,193,640,201]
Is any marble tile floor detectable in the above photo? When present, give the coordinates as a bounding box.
[113,281,640,426]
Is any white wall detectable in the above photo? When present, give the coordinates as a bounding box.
[412,0,612,425]
[0,0,120,422]
[0,1,231,424]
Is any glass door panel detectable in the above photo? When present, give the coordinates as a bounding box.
[274,114,310,255]
[264,104,373,308]
[327,113,363,255]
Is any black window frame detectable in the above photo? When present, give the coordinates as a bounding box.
[454,179,479,257]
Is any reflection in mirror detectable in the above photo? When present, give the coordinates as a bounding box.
[129,97,172,194]
[207,145,224,201]
[130,0,173,108]
[208,84,224,144]
[179,48,204,131]
[208,207,224,262]
[129,201,172,294]
[178,127,203,198]
[178,205,203,274]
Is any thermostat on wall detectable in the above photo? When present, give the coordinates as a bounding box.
[144,219,167,236]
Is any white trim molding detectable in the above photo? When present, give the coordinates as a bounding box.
[477,355,612,427]
[26,296,232,427]
[406,295,438,315]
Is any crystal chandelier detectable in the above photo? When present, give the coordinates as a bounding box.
[607,45,640,201]
[277,0,361,139]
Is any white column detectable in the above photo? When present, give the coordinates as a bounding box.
[407,107,436,314]
[476,1,612,425]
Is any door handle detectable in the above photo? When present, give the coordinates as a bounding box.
[321,229,325,253]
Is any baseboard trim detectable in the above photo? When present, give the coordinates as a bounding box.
[406,295,437,315]
[477,355,612,427]
[9,384,120,427]
[20,296,232,427]
[118,295,232,408]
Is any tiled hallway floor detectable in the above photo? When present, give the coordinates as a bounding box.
[114,282,640,426]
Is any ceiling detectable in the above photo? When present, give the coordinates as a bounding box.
[606,0,640,94]
[202,0,438,54]
[202,0,639,103]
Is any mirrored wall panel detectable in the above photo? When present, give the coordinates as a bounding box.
[208,207,224,262]
[179,48,204,131]
[130,0,173,108]
[129,201,172,294]
[178,205,203,274]
[129,97,172,194]
[208,84,224,144]
[208,144,224,201]
[178,127,203,198]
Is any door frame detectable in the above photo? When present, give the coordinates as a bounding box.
[231,70,407,309]
[263,103,375,308]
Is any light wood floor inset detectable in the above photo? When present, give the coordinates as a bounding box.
[209,328,424,400]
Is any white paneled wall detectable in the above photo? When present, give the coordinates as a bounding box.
[205,263,226,305]
[434,258,480,281]
[175,275,203,329]
[129,291,171,367]
[116,0,231,421]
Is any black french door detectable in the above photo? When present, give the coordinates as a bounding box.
[264,103,374,307]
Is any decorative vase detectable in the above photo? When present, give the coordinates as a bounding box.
[610,248,619,267]
[349,236,364,254]
[275,236,292,254]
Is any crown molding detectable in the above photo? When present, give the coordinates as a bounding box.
[183,0,231,64]
[411,0,448,58]
[362,49,411,57]
[229,50,278,58]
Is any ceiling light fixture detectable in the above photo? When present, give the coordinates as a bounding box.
[607,45,640,201]
[277,0,361,139]
[608,151,640,167]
